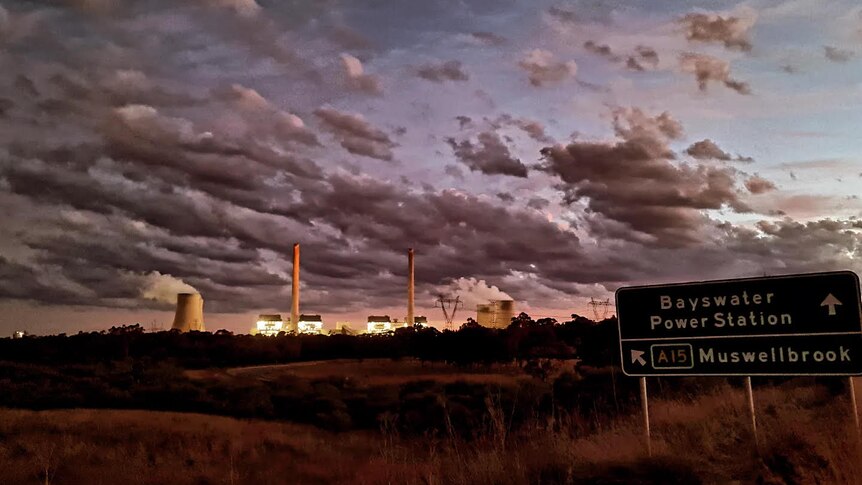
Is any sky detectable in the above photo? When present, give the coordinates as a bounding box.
[0,0,861,335]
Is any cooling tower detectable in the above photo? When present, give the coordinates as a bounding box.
[291,243,300,332]
[407,248,414,326]
[477,304,492,327]
[496,300,515,328]
[172,293,204,332]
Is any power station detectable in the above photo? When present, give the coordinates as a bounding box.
[165,244,517,334]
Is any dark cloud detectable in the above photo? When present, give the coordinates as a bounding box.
[547,7,578,24]
[0,0,856,329]
[314,107,395,161]
[635,45,659,66]
[214,83,320,146]
[444,164,464,179]
[745,175,777,194]
[470,32,506,46]
[626,45,659,71]
[14,75,39,97]
[626,57,645,71]
[824,46,853,63]
[678,10,755,52]
[327,25,373,50]
[679,53,751,94]
[513,119,553,144]
[0,98,13,115]
[455,115,473,129]
[686,139,732,160]
[527,197,550,210]
[539,108,755,246]
[720,219,862,275]
[582,41,658,72]
[417,60,469,83]
[340,54,383,95]
[583,41,619,61]
[289,172,589,286]
[488,114,554,144]
[447,131,528,177]
[496,192,515,203]
[518,49,577,87]
[684,139,752,162]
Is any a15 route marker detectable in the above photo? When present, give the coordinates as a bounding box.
[615,271,862,454]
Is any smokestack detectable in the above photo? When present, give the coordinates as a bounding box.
[407,248,415,326]
[172,293,204,332]
[291,243,300,331]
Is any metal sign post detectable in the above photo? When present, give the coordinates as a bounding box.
[745,377,758,450]
[640,377,651,456]
[850,377,861,449]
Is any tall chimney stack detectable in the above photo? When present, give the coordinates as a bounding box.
[407,248,414,326]
[291,243,300,331]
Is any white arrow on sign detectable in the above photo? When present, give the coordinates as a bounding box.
[631,349,646,366]
[821,293,843,316]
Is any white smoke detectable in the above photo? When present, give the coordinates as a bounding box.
[139,271,197,304]
[441,277,512,310]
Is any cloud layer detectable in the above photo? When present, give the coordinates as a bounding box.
[0,0,859,332]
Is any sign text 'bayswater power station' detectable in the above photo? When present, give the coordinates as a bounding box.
[616,271,862,376]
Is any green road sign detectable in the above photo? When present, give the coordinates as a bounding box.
[616,271,862,376]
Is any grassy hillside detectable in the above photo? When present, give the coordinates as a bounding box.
[1,380,859,484]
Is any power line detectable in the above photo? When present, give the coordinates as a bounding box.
[435,295,462,331]
[588,297,612,321]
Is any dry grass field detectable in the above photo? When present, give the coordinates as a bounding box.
[187,358,554,385]
[1,379,860,484]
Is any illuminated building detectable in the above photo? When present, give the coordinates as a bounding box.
[12,331,26,339]
[413,316,428,326]
[254,314,285,336]
[297,314,324,334]
[366,315,393,334]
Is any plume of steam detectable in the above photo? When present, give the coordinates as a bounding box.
[441,277,512,309]
[140,271,197,304]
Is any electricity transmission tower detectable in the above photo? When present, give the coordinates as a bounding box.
[588,297,612,321]
[435,295,462,331]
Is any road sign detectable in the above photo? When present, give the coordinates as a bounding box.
[616,271,862,376]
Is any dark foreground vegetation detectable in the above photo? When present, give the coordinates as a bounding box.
[1,314,858,483]
[0,314,639,436]
[2,383,859,485]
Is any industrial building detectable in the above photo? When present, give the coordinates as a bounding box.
[254,314,285,336]
[172,293,205,332]
[476,300,515,329]
[366,315,393,334]
[12,331,26,339]
[413,316,428,326]
[297,314,324,334]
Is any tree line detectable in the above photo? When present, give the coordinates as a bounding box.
[0,313,621,369]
